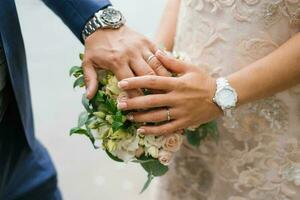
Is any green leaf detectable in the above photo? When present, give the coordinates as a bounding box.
[79,53,84,61]
[69,66,82,77]
[78,112,89,127]
[82,94,92,113]
[105,150,124,162]
[85,128,97,149]
[69,127,95,147]
[73,76,85,88]
[185,130,202,147]
[203,121,219,143]
[140,173,154,194]
[69,127,88,136]
[132,159,156,164]
[140,156,168,177]
[185,120,219,147]
[112,121,123,132]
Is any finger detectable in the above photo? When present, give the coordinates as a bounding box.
[118,75,177,91]
[144,52,171,77]
[155,50,189,74]
[117,94,171,111]
[145,40,172,76]
[82,62,98,99]
[138,119,186,136]
[130,58,156,76]
[111,64,142,98]
[127,108,179,123]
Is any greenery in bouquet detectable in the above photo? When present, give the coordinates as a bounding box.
[69,53,219,193]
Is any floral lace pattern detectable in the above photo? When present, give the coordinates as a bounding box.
[157,0,300,199]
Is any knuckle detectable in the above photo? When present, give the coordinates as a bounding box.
[140,37,150,45]
[109,51,124,68]
[150,59,163,70]
[160,128,169,135]
[144,97,154,107]
[145,70,156,76]
[176,79,187,90]
[146,76,157,86]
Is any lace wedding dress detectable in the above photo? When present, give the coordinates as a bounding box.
[157,0,300,199]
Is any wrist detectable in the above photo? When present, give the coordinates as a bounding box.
[227,73,246,107]
[208,77,223,116]
[82,6,126,41]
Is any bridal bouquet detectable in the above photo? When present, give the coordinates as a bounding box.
[69,53,219,192]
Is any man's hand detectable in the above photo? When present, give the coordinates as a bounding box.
[82,26,170,99]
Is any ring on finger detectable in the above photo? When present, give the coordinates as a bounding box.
[146,54,156,64]
[166,108,171,121]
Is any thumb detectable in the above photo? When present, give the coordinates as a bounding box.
[82,61,98,100]
[155,50,188,74]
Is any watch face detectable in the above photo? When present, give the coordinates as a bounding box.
[101,8,123,26]
[215,88,237,108]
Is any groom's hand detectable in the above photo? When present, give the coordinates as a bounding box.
[82,26,170,99]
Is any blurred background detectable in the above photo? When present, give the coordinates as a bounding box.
[15,0,166,199]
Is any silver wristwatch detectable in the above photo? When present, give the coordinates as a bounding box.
[212,78,238,116]
[82,6,126,40]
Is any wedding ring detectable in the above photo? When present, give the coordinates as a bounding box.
[166,108,171,121]
[146,54,156,64]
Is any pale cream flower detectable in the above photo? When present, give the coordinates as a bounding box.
[146,146,159,158]
[162,134,183,152]
[158,150,173,166]
[144,135,164,148]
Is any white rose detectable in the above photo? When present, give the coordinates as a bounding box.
[144,135,163,148]
[146,146,159,158]
[113,135,140,162]
[113,149,136,163]
[158,150,173,166]
[118,135,139,152]
[162,134,183,152]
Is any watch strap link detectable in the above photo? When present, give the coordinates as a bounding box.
[82,15,102,40]
[216,78,230,91]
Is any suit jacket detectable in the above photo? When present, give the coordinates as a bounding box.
[0,0,111,150]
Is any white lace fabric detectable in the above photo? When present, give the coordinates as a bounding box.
[157,0,300,199]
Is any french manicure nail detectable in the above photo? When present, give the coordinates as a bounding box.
[137,128,145,134]
[126,114,134,121]
[117,97,127,103]
[118,81,128,89]
[117,102,127,109]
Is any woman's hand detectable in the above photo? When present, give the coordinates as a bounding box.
[117,51,222,135]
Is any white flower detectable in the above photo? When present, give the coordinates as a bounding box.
[162,134,183,152]
[113,149,136,163]
[112,134,140,162]
[158,150,173,166]
[146,146,159,158]
[143,135,164,148]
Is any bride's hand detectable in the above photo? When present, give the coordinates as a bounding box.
[117,51,222,135]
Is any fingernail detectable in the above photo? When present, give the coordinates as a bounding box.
[117,102,127,109]
[137,128,145,134]
[126,114,134,121]
[117,96,127,103]
[118,81,128,89]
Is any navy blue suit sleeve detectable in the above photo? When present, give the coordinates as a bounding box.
[42,0,111,43]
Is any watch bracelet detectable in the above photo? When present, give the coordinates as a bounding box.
[82,15,102,40]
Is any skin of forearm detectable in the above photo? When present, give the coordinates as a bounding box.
[155,0,181,51]
[228,32,300,106]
